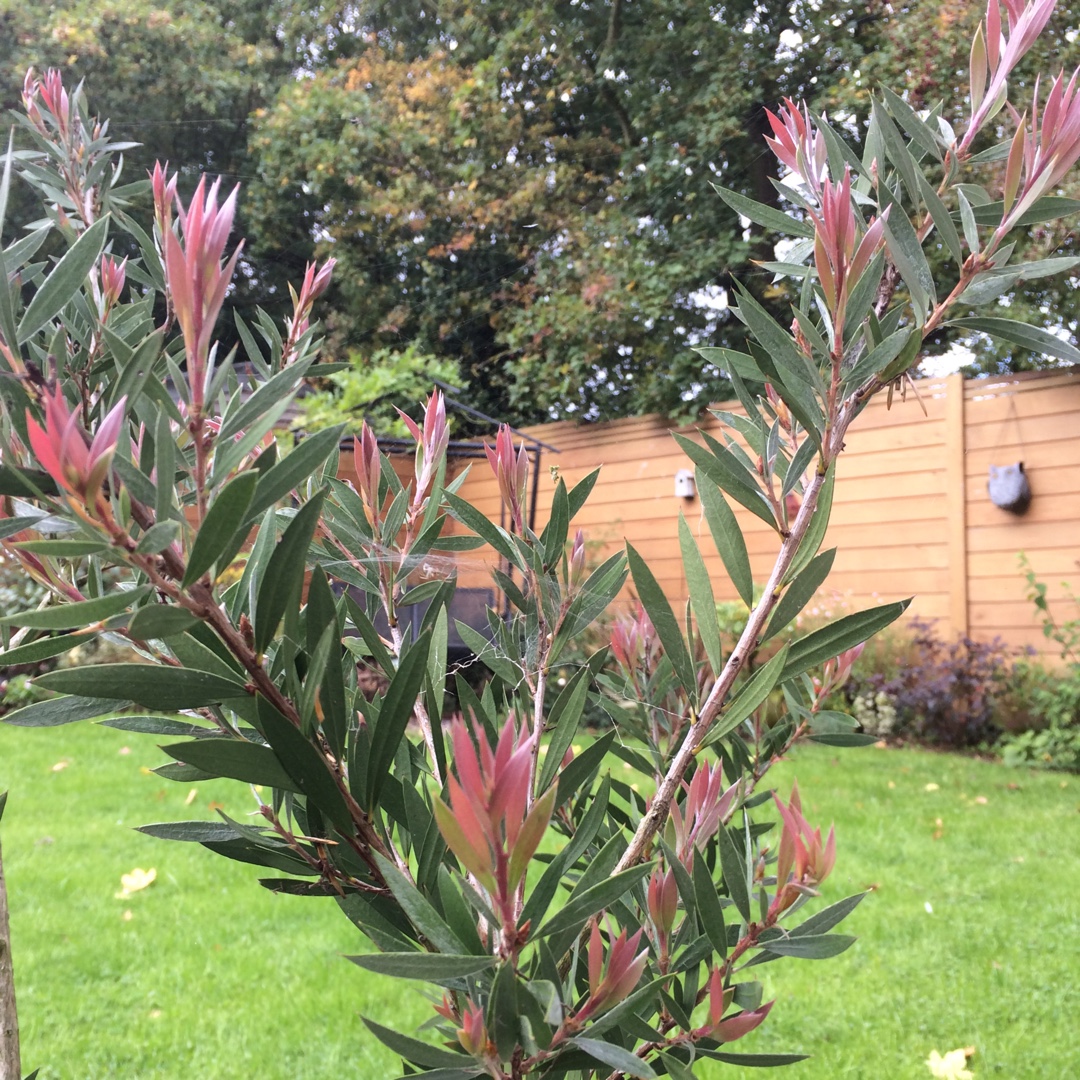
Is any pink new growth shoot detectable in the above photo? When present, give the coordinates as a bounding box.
[962,0,1059,154]
[398,389,449,511]
[575,921,648,1022]
[25,386,126,513]
[999,67,1080,235]
[161,170,243,412]
[765,98,828,197]
[703,967,775,1043]
[485,424,529,533]
[771,779,837,915]
[432,716,556,952]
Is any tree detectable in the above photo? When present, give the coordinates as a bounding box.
[246,0,893,425]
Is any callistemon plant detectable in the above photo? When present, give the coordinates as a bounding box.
[1,2,1078,1074]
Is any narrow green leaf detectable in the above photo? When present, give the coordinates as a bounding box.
[692,855,728,959]
[10,539,107,556]
[0,586,150,629]
[538,667,591,792]
[257,697,353,834]
[3,694,129,727]
[790,892,867,937]
[248,426,343,520]
[763,549,836,641]
[948,317,1080,366]
[571,1039,658,1080]
[957,189,982,254]
[782,599,911,680]
[182,471,259,587]
[556,729,615,805]
[873,98,921,209]
[135,521,180,555]
[700,1051,809,1067]
[349,953,494,980]
[541,478,570,567]
[716,822,752,924]
[968,195,1080,227]
[841,329,914,392]
[0,631,87,667]
[254,490,326,653]
[701,645,790,750]
[674,433,773,528]
[916,171,963,267]
[445,491,517,564]
[807,731,880,746]
[36,663,246,710]
[880,186,935,324]
[731,281,820,391]
[99,715,218,738]
[363,1017,481,1071]
[536,864,653,940]
[713,185,814,239]
[679,513,722,674]
[17,217,109,342]
[488,962,521,1062]
[136,821,243,843]
[160,737,300,791]
[373,852,466,955]
[627,543,697,701]
[366,633,432,811]
[697,476,754,608]
[762,934,857,959]
[842,249,886,345]
[127,605,199,640]
[788,467,834,579]
[880,86,943,162]
[566,468,600,519]
[0,466,58,498]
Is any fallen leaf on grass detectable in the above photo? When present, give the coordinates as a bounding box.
[121,909,133,922]
[924,783,940,792]
[184,788,198,806]
[973,796,988,805]
[932,817,944,840]
[51,760,68,773]
[887,781,896,789]
[118,746,131,756]
[926,1046,975,1079]
[115,867,156,899]
[207,800,225,813]
[924,901,934,914]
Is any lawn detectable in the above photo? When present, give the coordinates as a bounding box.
[1,722,1077,1079]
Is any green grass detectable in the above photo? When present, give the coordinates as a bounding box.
[1,724,1078,1078]
[716,743,1080,1080]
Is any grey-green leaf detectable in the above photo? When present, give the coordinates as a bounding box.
[17,217,109,343]
[0,586,150,629]
[698,475,754,608]
[349,953,495,980]
[182,471,259,587]
[36,664,246,710]
[627,542,697,701]
[3,694,129,727]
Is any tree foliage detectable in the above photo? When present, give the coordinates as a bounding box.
[245,0,893,423]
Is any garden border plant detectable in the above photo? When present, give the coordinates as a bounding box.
[1,3,1079,1076]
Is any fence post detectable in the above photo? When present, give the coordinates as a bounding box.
[945,372,969,638]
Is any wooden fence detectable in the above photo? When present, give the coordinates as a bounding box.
[350,367,1080,657]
